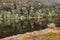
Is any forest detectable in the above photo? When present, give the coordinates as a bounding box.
[0,0,60,40]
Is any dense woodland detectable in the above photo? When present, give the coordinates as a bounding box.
[0,0,60,39]
[0,0,60,19]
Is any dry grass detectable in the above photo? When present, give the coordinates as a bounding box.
[1,28,60,40]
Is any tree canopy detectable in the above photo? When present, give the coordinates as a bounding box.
[0,0,19,3]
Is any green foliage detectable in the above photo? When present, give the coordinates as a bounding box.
[0,0,19,3]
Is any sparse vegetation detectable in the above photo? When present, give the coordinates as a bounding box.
[1,31,60,40]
